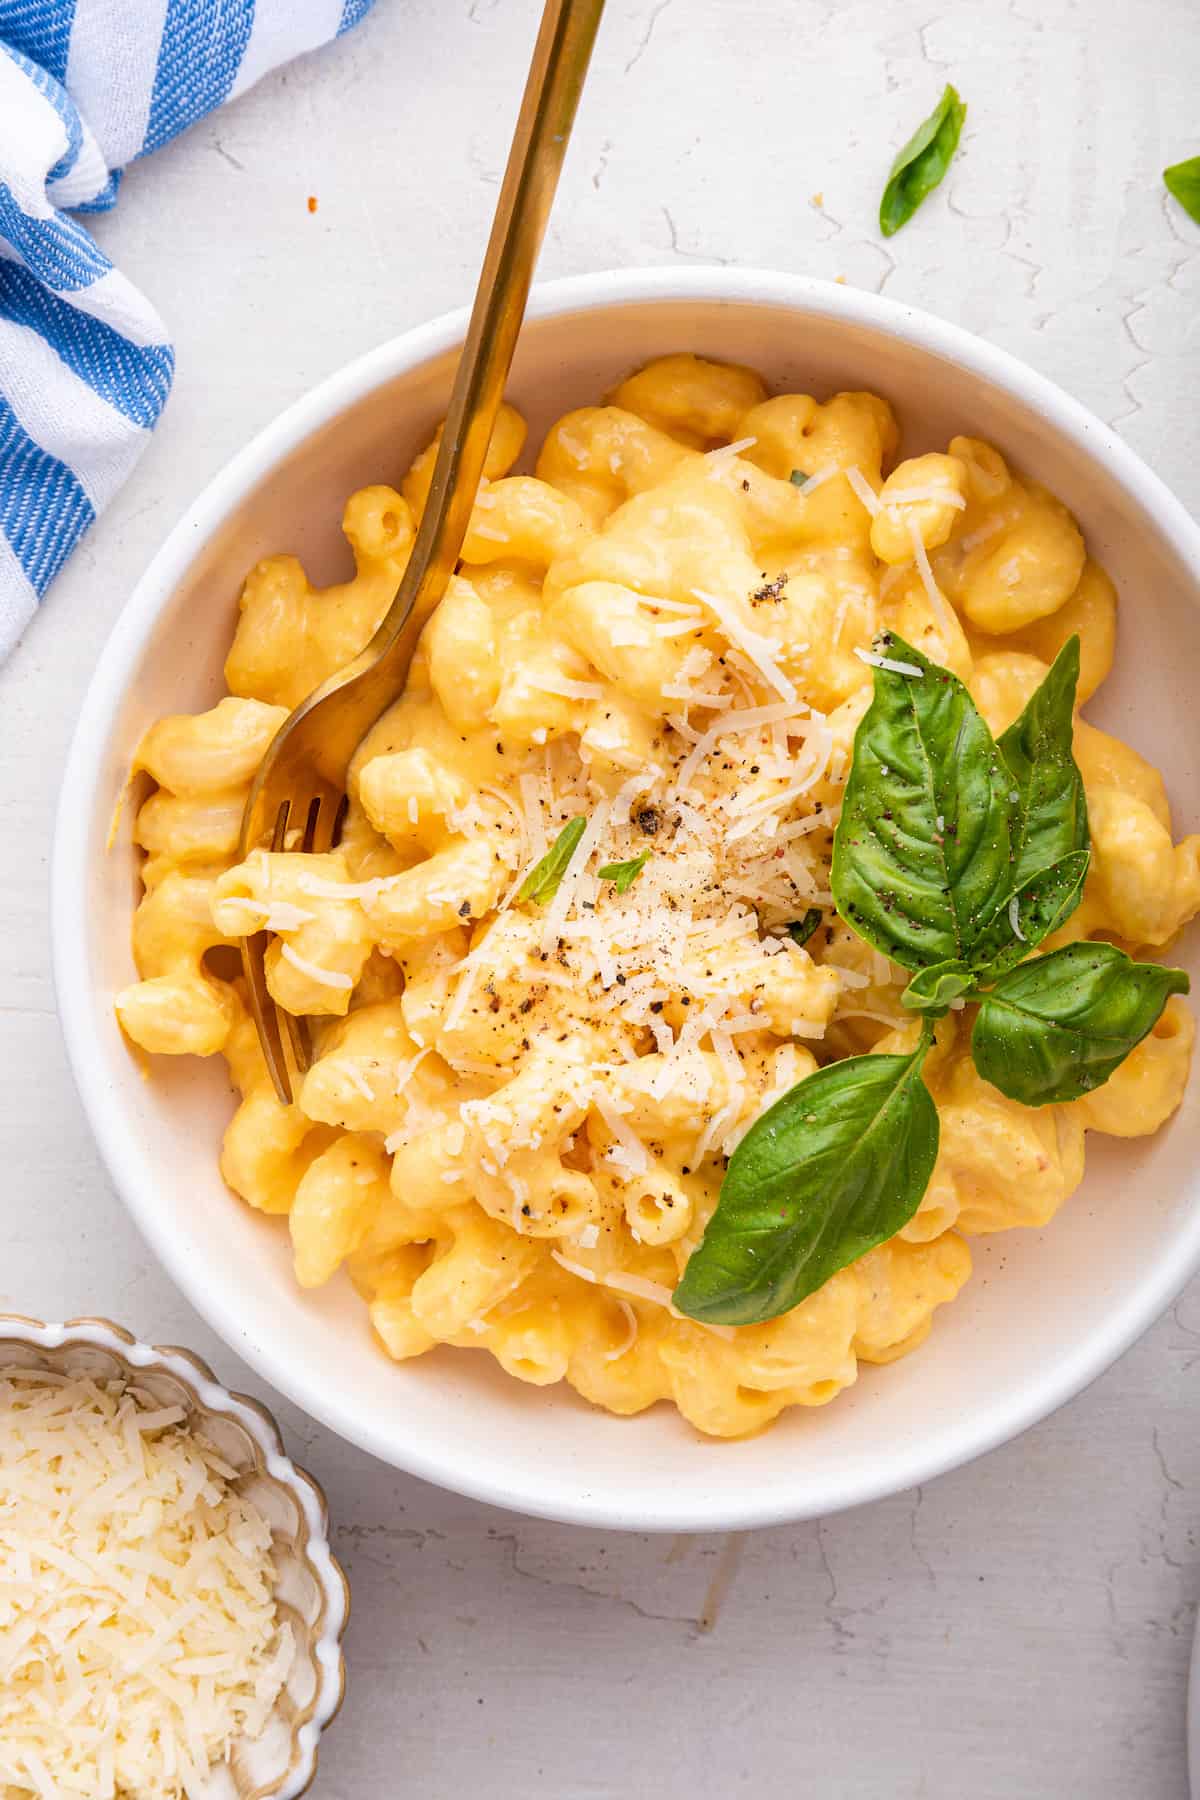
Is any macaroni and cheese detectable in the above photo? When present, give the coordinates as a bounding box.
[116,353,1199,1438]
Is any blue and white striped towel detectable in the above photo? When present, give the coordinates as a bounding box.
[0,0,373,663]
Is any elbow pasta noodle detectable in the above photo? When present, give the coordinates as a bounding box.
[117,353,1198,1439]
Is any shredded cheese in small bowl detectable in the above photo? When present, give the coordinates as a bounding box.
[0,1316,348,1800]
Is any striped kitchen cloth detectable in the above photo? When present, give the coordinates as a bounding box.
[0,0,373,663]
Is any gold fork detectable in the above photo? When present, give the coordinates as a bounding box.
[236,0,605,1102]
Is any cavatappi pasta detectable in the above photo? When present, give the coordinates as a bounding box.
[116,353,1199,1439]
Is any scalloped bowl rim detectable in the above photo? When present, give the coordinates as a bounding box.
[0,1313,348,1798]
[50,266,1200,1531]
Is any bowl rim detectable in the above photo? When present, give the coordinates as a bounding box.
[0,1312,349,1798]
[50,264,1200,1531]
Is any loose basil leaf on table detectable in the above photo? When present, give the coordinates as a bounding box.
[832,633,1015,972]
[972,941,1190,1105]
[519,815,587,903]
[967,849,1090,984]
[1164,156,1200,225]
[901,958,972,1013]
[672,1038,939,1327]
[996,636,1088,897]
[597,852,650,894]
[879,83,967,238]
[787,908,824,949]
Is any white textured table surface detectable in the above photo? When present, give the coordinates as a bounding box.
[4,3,1199,1795]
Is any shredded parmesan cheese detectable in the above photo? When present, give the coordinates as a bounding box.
[705,435,757,464]
[592,1092,651,1175]
[660,685,727,708]
[855,647,924,678]
[907,517,956,636]
[960,516,1006,553]
[532,673,605,701]
[392,1047,430,1102]
[824,961,873,990]
[294,872,398,903]
[225,898,316,933]
[279,943,353,990]
[0,1367,292,1799]
[549,1252,734,1339]
[603,1300,639,1362]
[1009,895,1027,941]
[882,486,967,510]
[690,588,797,704]
[844,465,881,516]
[341,1062,376,1102]
[652,615,705,639]
[644,596,710,616]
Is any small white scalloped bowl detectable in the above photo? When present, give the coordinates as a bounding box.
[52,267,1200,1532]
[0,1316,348,1799]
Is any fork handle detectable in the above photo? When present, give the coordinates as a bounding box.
[363,0,605,686]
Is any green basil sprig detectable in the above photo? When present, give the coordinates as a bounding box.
[901,959,972,1014]
[1164,157,1200,225]
[597,852,650,894]
[673,1025,939,1327]
[673,631,1189,1330]
[879,84,967,238]
[519,816,587,903]
[831,632,1017,969]
[973,943,1190,1105]
[997,637,1088,890]
[965,849,1090,984]
[787,908,824,948]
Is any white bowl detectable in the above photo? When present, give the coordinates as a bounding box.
[52,268,1200,1532]
[0,1314,348,1798]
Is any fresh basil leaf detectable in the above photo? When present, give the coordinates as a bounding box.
[597,852,650,894]
[968,850,1090,982]
[997,636,1088,909]
[879,84,967,238]
[832,632,1015,972]
[672,1040,939,1326]
[519,816,587,903]
[787,908,824,948]
[972,942,1190,1105]
[902,959,972,1013]
[1164,156,1200,225]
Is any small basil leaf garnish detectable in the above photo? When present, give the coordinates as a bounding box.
[996,636,1088,904]
[1164,157,1200,225]
[879,84,967,238]
[787,908,824,948]
[518,815,587,903]
[972,942,1190,1106]
[672,1033,939,1327]
[832,632,1015,972]
[968,850,1090,982]
[597,852,650,894]
[901,959,972,1014]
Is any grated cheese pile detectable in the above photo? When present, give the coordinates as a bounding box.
[403,655,870,1207]
[0,1367,294,1800]
[437,689,841,1056]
